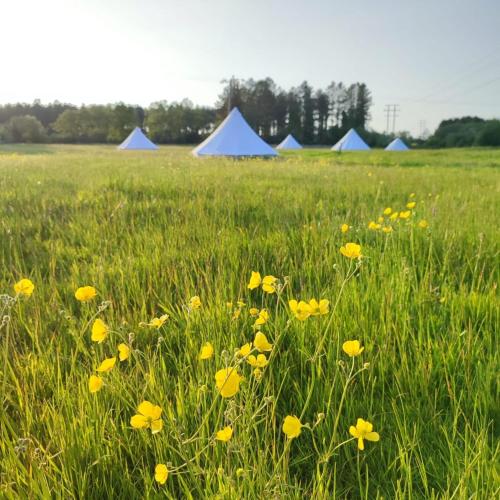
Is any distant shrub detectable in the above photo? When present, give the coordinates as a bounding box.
[477,120,500,146]
[4,115,47,143]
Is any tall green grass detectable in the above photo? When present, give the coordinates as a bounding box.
[0,145,498,498]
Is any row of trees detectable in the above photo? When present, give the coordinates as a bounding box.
[0,83,499,146]
[0,78,374,145]
[426,117,500,147]
[216,77,373,144]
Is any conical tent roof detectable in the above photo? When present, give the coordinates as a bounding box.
[331,129,370,151]
[385,137,409,151]
[118,127,158,150]
[276,134,302,150]
[193,107,277,157]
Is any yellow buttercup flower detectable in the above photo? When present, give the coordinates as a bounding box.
[96,356,116,373]
[349,418,380,450]
[399,210,411,219]
[247,271,262,290]
[382,226,393,233]
[189,296,202,309]
[282,415,303,439]
[368,221,381,230]
[88,375,103,393]
[215,367,243,398]
[254,309,269,327]
[262,275,277,294]
[131,400,163,433]
[14,278,35,297]
[247,353,268,368]
[237,342,252,357]
[406,201,416,209]
[383,207,392,215]
[308,299,329,316]
[199,342,214,360]
[91,319,108,343]
[341,223,349,233]
[340,243,362,259]
[75,286,96,302]
[342,340,364,357]
[118,343,130,361]
[288,299,311,321]
[253,332,272,352]
[216,426,233,442]
[253,368,263,380]
[247,272,277,293]
[377,216,384,223]
[389,212,399,221]
[146,314,169,329]
[249,307,259,316]
[155,464,168,484]
[418,219,429,229]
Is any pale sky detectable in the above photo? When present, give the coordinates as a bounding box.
[1,0,499,135]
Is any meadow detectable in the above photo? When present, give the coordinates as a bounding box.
[0,145,498,499]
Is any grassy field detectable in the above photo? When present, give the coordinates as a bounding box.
[0,145,498,499]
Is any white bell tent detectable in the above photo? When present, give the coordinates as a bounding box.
[385,137,409,151]
[118,127,158,150]
[331,129,370,151]
[276,134,303,150]
[192,107,277,157]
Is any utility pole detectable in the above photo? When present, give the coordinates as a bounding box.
[392,104,400,134]
[384,104,400,134]
[419,120,427,138]
[384,105,391,134]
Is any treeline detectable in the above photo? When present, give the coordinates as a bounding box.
[0,99,215,144]
[0,77,375,145]
[426,117,500,147]
[216,77,373,145]
[0,83,499,147]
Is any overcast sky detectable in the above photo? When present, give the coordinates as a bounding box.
[2,0,499,135]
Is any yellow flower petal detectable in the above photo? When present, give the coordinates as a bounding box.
[366,431,380,442]
[340,243,362,259]
[130,414,149,429]
[253,332,272,352]
[14,278,35,297]
[118,343,130,361]
[261,275,277,294]
[342,340,364,357]
[216,426,233,442]
[189,296,201,309]
[237,342,252,357]
[91,319,108,343]
[150,418,163,434]
[155,464,169,484]
[199,342,214,360]
[247,271,262,290]
[75,285,96,302]
[215,367,242,398]
[96,357,116,373]
[138,400,162,420]
[88,375,103,393]
[282,415,302,439]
